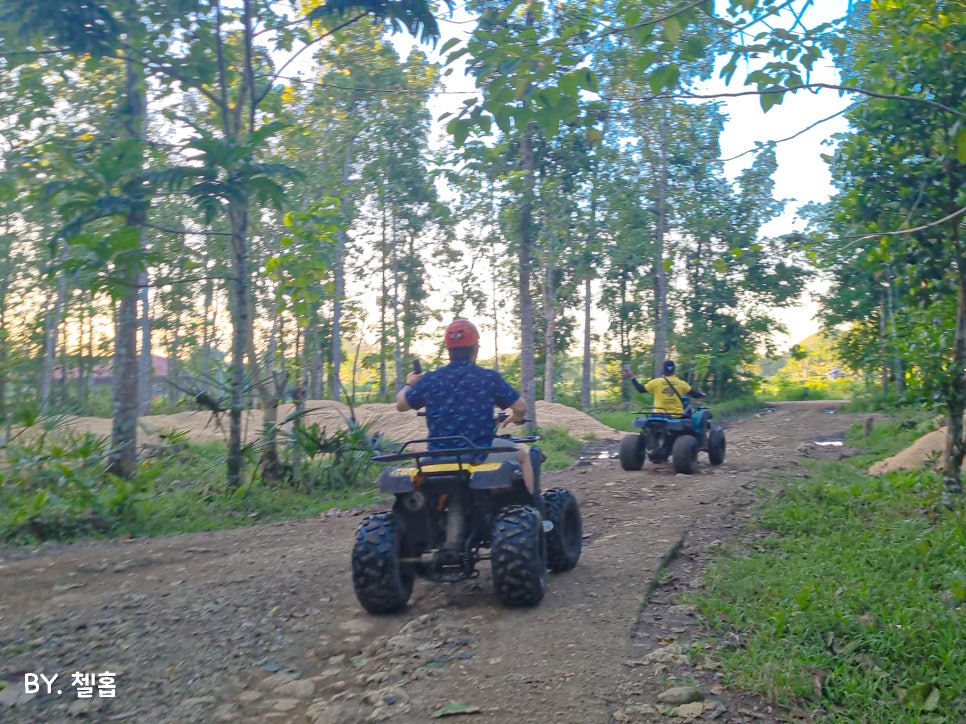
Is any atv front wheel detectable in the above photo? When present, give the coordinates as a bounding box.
[491,506,547,607]
[671,435,698,475]
[543,488,582,572]
[708,428,726,465]
[619,433,645,471]
[352,512,414,614]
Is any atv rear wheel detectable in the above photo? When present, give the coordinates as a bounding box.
[352,512,414,614]
[671,435,698,475]
[491,506,547,607]
[619,433,645,471]
[708,428,726,465]
[543,488,582,572]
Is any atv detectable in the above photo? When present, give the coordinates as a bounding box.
[618,396,726,475]
[351,422,583,614]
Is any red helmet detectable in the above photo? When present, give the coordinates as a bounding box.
[444,319,480,349]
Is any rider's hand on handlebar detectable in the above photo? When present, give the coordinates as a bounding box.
[405,371,421,386]
[622,364,634,379]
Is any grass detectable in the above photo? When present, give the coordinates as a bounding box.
[593,395,765,432]
[121,440,386,538]
[1,422,590,545]
[535,424,587,470]
[0,435,385,544]
[688,416,966,722]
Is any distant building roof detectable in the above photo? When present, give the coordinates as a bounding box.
[54,354,171,381]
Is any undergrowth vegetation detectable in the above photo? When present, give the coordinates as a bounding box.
[0,417,587,544]
[690,414,965,721]
[0,416,386,544]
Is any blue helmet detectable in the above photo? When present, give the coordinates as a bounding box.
[662,360,676,376]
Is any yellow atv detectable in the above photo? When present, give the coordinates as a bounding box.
[351,431,582,613]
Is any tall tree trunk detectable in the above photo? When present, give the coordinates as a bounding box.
[39,249,67,415]
[137,267,151,416]
[260,308,286,483]
[86,299,95,407]
[885,269,904,399]
[310,328,323,399]
[331,226,345,401]
[75,302,86,406]
[878,294,889,393]
[378,201,388,398]
[491,233,500,373]
[652,100,670,377]
[111,273,140,477]
[330,136,357,401]
[403,231,417,365]
[391,205,403,388]
[518,128,538,428]
[167,308,181,405]
[543,261,555,402]
[201,273,215,382]
[227,191,250,488]
[619,273,630,403]
[580,142,601,412]
[221,0,261,487]
[943,214,966,508]
[0,269,9,431]
[109,23,147,478]
[581,277,592,411]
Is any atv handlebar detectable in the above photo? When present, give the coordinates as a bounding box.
[496,411,530,425]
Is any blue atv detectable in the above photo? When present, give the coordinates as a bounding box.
[619,396,726,474]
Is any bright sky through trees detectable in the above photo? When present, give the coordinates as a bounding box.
[377,0,853,352]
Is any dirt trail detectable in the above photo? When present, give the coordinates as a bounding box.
[0,401,868,723]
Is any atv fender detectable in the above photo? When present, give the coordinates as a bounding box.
[377,467,415,493]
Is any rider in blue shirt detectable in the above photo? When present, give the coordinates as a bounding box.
[395,319,534,493]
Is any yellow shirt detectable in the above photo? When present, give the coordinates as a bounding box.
[643,375,692,415]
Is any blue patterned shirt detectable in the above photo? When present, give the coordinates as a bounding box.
[404,360,520,450]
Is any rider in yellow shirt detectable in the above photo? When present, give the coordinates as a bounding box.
[623,360,705,416]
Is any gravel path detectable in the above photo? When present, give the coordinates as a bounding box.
[0,401,867,723]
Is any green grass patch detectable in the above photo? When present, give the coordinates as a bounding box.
[124,478,383,538]
[593,396,765,432]
[535,424,587,470]
[591,410,640,432]
[0,431,386,545]
[758,377,858,402]
[710,396,767,419]
[841,411,940,471]
[689,418,966,721]
[0,418,589,544]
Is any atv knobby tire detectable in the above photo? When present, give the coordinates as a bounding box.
[672,435,698,475]
[619,433,645,471]
[708,428,726,465]
[543,488,582,572]
[491,505,547,607]
[352,512,414,614]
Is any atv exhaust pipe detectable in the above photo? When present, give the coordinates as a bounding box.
[444,494,465,552]
[401,491,425,512]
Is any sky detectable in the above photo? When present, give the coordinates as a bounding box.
[377,0,854,357]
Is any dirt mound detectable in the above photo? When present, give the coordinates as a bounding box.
[27,400,622,447]
[532,400,623,440]
[347,400,622,443]
[868,427,945,475]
